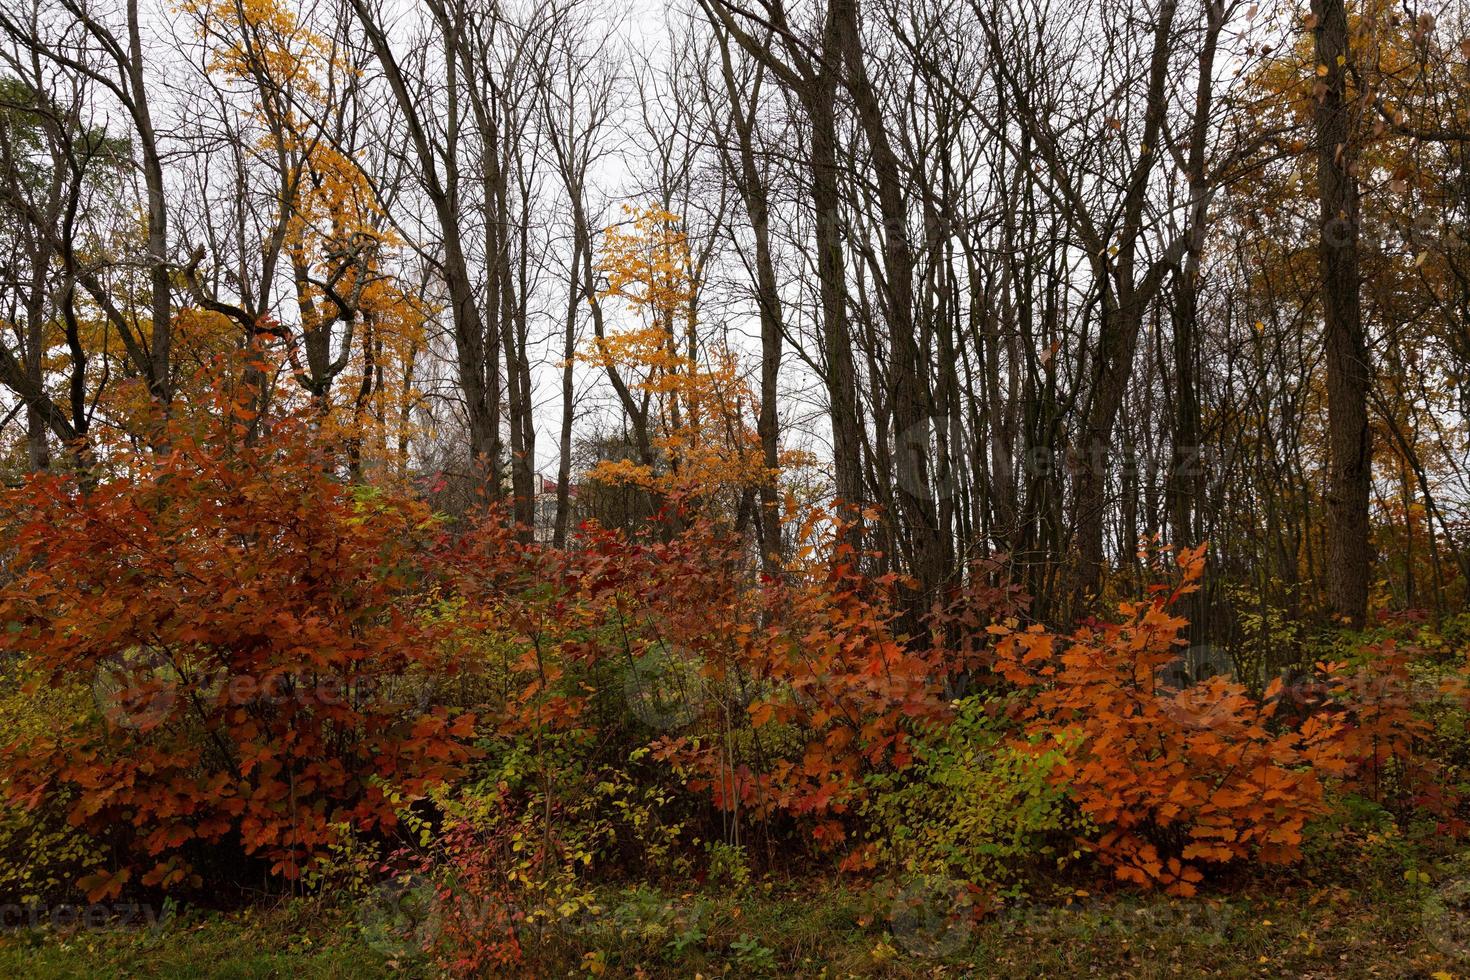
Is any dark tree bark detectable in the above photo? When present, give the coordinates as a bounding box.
[1311,0,1371,627]
[701,0,865,538]
[349,0,501,489]
[715,30,785,575]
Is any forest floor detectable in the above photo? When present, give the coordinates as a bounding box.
[2,836,1468,979]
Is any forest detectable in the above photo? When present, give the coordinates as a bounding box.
[0,0,1469,975]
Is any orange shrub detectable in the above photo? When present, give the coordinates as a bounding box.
[990,546,1338,895]
[0,392,477,899]
[645,520,996,847]
[438,506,980,850]
[1298,641,1458,827]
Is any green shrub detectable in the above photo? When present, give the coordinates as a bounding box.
[705,841,751,893]
[860,696,1084,896]
[0,661,104,904]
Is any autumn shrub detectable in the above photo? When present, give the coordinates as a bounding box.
[1301,641,1467,829]
[990,545,1341,895]
[435,505,984,860]
[0,659,104,904]
[473,730,694,884]
[857,695,1084,896]
[433,510,727,738]
[1439,612,1470,653]
[0,393,478,899]
[365,736,692,974]
[355,513,711,969]
[1421,670,1470,819]
[381,793,536,975]
[649,524,987,849]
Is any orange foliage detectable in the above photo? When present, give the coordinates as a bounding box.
[644,515,990,845]
[435,502,973,847]
[181,0,429,474]
[0,382,477,899]
[587,206,807,499]
[1298,641,1460,826]
[990,545,1339,895]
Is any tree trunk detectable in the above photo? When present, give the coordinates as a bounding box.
[1311,0,1371,627]
[834,0,945,612]
[808,20,865,527]
[716,37,785,576]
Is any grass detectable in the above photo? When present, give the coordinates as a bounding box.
[0,902,380,979]
[1,857,1467,979]
[2,813,1465,978]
